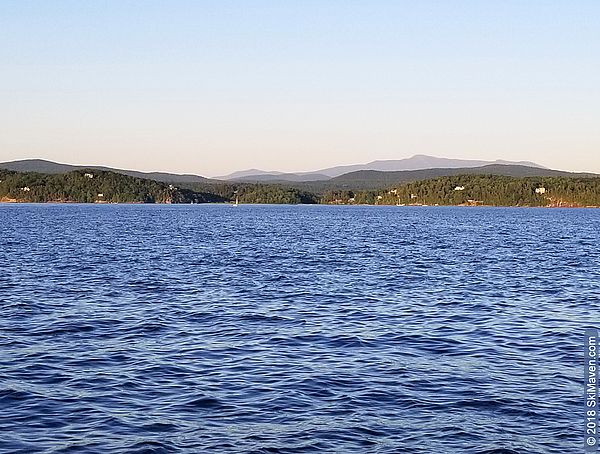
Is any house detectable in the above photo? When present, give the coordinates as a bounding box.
[466,199,484,206]
[97,193,104,197]
[84,173,94,179]
[535,187,546,194]
[454,186,465,191]
[20,187,30,192]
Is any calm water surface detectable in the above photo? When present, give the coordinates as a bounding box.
[1,204,599,453]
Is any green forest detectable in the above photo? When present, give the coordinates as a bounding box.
[0,169,316,205]
[323,175,600,207]
[1,169,600,207]
[0,169,222,204]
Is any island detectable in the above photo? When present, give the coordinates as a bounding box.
[1,168,599,207]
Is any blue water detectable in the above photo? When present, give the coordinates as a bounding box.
[1,204,599,453]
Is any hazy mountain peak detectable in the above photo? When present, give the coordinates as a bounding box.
[216,168,285,180]
[215,154,548,181]
[310,155,547,178]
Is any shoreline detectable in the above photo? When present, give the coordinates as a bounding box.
[1,200,598,209]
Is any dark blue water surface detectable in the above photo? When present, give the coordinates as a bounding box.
[1,204,599,453]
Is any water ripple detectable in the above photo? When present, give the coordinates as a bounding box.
[1,204,599,453]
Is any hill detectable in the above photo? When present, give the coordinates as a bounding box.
[322,174,600,207]
[0,168,224,203]
[0,168,319,204]
[326,164,596,189]
[0,159,213,184]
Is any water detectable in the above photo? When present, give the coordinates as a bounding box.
[1,204,599,453]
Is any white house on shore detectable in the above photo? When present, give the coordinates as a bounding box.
[535,187,546,194]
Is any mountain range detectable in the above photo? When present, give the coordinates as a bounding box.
[218,155,546,181]
[1,156,596,193]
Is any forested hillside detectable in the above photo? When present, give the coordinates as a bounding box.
[0,169,222,203]
[322,175,600,207]
[1,169,599,207]
[0,169,317,204]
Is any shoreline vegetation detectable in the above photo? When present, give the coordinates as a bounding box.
[1,168,599,208]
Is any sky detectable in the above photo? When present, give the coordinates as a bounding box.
[1,1,598,177]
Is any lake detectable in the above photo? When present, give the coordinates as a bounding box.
[1,204,599,453]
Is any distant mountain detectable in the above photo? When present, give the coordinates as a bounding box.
[219,168,286,179]
[0,159,212,184]
[318,155,546,177]
[221,154,547,181]
[328,164,596,189]
[228,172,331,183]
[217,168,330,182]
[289,164,599,192]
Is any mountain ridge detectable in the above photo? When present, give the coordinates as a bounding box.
[0,159,213,183]
[273,164,598,193]
[0,157,583,192]
[219,154,547,181]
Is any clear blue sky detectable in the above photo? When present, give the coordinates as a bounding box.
[1,1,598,176]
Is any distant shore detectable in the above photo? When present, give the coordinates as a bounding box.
[2,168,600,207]
[1,199,598,209]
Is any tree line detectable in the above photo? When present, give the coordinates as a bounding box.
[1,170,599,207]
[322,175,600,207]
[0,169,317,204]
